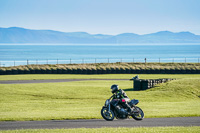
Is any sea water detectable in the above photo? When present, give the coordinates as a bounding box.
[0,43,200,66]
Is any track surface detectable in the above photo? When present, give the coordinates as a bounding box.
[0,117,200,130]
[0,79,128,84]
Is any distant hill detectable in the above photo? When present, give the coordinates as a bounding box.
[0,27,200,43]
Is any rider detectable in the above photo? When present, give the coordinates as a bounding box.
[110,84,133,115]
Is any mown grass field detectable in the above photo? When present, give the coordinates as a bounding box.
[0,74,200,121]
[1,74,200,80]
[1,126,200,133]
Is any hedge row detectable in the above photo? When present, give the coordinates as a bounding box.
[0,67,199,75]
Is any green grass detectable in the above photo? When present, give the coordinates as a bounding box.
[1,127,200,133]
[0,74,200,80]
[0,74,200,121]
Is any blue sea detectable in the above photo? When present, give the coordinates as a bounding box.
[0,44,200,67]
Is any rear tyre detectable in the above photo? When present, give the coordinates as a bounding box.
[101,107,114,121]
[131,106,144,120]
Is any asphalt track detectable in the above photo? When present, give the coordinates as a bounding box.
[0,79,128,84]
[0,117,200,130]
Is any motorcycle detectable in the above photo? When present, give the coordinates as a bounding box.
[101,94,144,121]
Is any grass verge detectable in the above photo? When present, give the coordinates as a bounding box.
[1,127,200,133]
[0,74,200,80]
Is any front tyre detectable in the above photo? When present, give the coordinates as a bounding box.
[132,106,144,121]
[101,107,114,121]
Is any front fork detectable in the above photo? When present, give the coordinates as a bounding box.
[108,104,111,112]
[132,105,139,113]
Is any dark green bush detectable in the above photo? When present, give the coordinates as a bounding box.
[29,67,35,74]
[110,67,116,74]
[81,67,87,74]
[96,67,100,74]
[68,68,73,74]
[6,68,12,75]
[24,67,30,74]
[18,68,25,74]
[57,67,63,74]
[46,67,52,74]
[62,67,68,74]
[41,67,47,74]
[106,67,111,74]
[165,68,170,74]
[0,68,6,75]
[12,68,18,74]
[91,67,97,74]
[72,68,78,74]
[0,62,199,75]
[101,67,106,74]
[51,68,57,74]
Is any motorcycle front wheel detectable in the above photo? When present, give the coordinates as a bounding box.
[101,107,114,121]
[131,106,144,120]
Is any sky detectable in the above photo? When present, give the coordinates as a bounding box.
[0,0,200,35]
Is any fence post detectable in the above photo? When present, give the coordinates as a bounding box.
[4,57,200,66]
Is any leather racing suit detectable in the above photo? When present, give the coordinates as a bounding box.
[113,89,132,114]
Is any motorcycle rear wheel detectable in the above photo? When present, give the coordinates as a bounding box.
[101,107,114,121]
[131,106,144,120]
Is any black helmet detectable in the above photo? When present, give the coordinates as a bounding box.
[111,84,119,93]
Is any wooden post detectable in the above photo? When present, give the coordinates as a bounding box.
[145,58,146,63]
